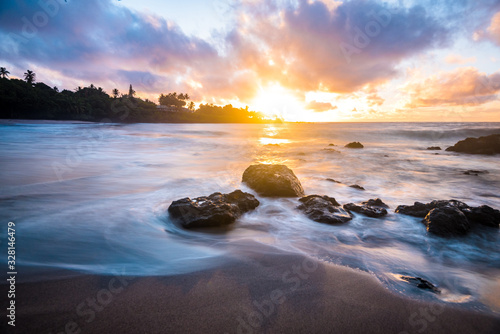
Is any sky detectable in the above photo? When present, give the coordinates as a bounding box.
[1,0,500,122]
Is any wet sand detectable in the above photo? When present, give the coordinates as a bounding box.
[3,251,500,334]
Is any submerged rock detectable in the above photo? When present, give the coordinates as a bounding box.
[242,164,305,197]
[399,275,440,294]
[446,134,500,155]
[297,195,353,225]
[349,184,365,191]
[326,178,342,184]
[343,203,388,218]
[323,148,340,153]
[463,170,488,176]
[427,146,442,151]
[345,142,364,149]
[395,200,468,218]
[461,205,500,228]
[423,207,470,236]
[328,143,336,146]
[168,190,259,229]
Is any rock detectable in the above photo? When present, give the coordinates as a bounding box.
[446,134,500,155]
[395,200,469,218]
[427,146,441,150]
[349,184,365,191]
[297,195,353,225]
[326,178,342,184]
[362,198,389,208]
[328,143,336,146]
[384,155,389,157]
[463,170,488,176]
[399,275,440,294]
[264,143,280,147]
[168,190,259,229]
[461,205,500,228]
[345,142,364,149]
[242,164,305,197]
[343,203,388,218]
[423,207,470,236]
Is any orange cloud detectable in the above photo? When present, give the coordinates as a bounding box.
[404,67,500,107]
[488,11,500,45]
[445,54,476,64]
[306,101,336,112]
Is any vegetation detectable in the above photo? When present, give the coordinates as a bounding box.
[0,69,269,123]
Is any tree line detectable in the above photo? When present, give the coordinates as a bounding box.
[0,68,268,123]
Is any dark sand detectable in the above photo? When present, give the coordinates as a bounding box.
[3,251,500,334]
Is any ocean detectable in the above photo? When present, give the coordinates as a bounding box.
[1,121,499,312]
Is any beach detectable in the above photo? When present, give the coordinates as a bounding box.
[1,121,500,333]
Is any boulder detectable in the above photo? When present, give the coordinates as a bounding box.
[343,203,388,218]
[328,143,336,146]
[446,134,500,155]
[461,205,500,228]
[399,276,440,294]
[242,164,305,197]
[168,190,259,229]
[349,184,365,191]
[395,200,468,218]
[423,207,470,236]
[427,146,441,151]
[345,142,364,149]
[297,195,353,225]
[362,198,389,208]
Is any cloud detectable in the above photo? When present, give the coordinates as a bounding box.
[445,54,476,64]
[403,67,500,107]
[488,11,500,46]
[306,100,336,112]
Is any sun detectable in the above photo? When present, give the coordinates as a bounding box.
[251,83,305,121]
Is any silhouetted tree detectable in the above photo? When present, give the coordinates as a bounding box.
[128,84,135,97]
[0,67,9,79]
[24,70,35,85]
[112,88,119,99]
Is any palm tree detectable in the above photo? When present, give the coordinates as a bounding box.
[112,88,119,99]
[24,70,35,85]
[0,67,9,79]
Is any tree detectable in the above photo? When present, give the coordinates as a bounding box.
[128,84,135,97]
[112,88,119,99]
[188,101,195,110]
[24,70,35,85]
[159,92,187,108]
[0,67,9,79]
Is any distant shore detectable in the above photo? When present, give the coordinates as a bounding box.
[4,250,500,334]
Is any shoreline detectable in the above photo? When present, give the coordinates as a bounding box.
[3,251,499,334]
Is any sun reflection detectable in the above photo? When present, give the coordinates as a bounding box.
[259,137,290,145]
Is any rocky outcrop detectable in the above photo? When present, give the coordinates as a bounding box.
[463,170,488,176]
[297,195,353,225]
[343,203,388,218]
[362,198,389,208]
[461,205,500,228]
[349,184,365,191]
[395,200,468,218]
[326,178,342,184]
[242,164,305,197]
[446,134,500,155]
[397,199,499,236]
[427,146,441,151]
[399,276,440,294]
[423,207,470,236]
[168,190,259,229]
[345,142,364,149]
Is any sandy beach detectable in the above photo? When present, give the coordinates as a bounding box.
[4,249,499,334]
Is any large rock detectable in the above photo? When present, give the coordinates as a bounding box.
[399,275,440,294]
[168,190,259,229]
[297,195,353,225]
[461,205,500,228]
[242,164,305,197]
[344,200,388,218]
[345,142,364,149]
[395,200,468,218]
[362,198,389,208]
[446,134,500,155]
[423,207,470,236]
